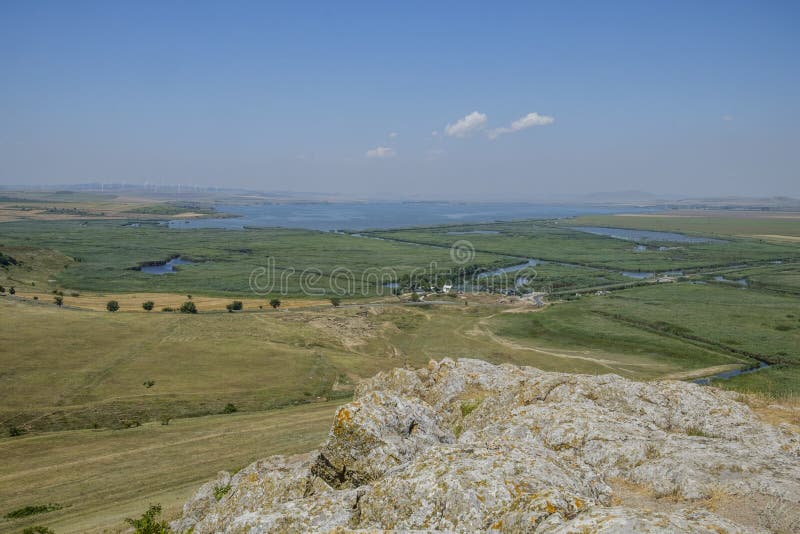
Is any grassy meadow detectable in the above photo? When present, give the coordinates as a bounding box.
[0,220,516,297]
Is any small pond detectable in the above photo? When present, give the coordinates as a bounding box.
[694,361,770,385]
[713,275,748,286]
[478,259,540,278]
[572,226,726,244]
[621,271,654,279]
[140,257,194,275]
[445,230,501,235]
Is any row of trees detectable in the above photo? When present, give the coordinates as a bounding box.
[47,295,346,312]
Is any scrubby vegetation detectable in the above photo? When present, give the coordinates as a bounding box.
[4,503,62,519]
[124,504,170,534]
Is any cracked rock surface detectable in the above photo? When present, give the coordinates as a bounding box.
[173,358,800,533]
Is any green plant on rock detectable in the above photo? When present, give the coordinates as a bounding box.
[460,398,482,417]
[213,484,231,501]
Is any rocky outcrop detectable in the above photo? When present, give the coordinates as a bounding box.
[173,359,800,533]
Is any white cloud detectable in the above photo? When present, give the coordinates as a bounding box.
[365,146,396,158]
[431,130,439,137]
[722,114,734,122]
[488,112,555,139]
[445,111,488,137]
[388,132,398,139]
[426,148,445,160]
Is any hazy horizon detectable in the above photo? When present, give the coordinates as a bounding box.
[2,1,798,200]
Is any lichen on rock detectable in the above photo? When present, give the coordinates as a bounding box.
[173,358,799,533]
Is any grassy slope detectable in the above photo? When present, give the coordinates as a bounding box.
[0,403,338,534]
[487,283,800,395]
[9,289,769,435]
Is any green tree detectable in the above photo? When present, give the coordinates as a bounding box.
[124,504,170,534]
[106,300,120,312]
[226,300,243,312]
[330,297,341,307]
[180,301,197,314]
[142,301,154,311]
[269,298,281,309]
[54,295,63,307]
[410,292,421,302]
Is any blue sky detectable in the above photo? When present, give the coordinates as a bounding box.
[1,1,798,199]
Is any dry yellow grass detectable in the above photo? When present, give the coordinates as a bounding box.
[0,402,339,533]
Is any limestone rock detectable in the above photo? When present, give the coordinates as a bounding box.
[174,359,799,533]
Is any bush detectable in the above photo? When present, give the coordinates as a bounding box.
[269,298,281,309]
[9,286,15,295]
[142,301,154,311]
[226,300,243,312]
[410,292,421,302]
[160,416,171,426]
[161,306,174,312]
[143,380,155,388]
[106,300,120,312]
[70,291,80,297]
[23,527,55,534]
[179,301,197,314]
[8,425,25,437]
[124,504,170,534]
[5,503,62,519]
[222,403,237,414]
[330,297,341,307]
[0,285,5,293]
[54,296,63,307]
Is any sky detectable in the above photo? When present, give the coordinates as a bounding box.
[1,1,798,200]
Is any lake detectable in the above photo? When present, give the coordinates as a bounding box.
[168,203,654,231]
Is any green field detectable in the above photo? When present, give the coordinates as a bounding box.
[366,220,800,272]
[0,220,516,296]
